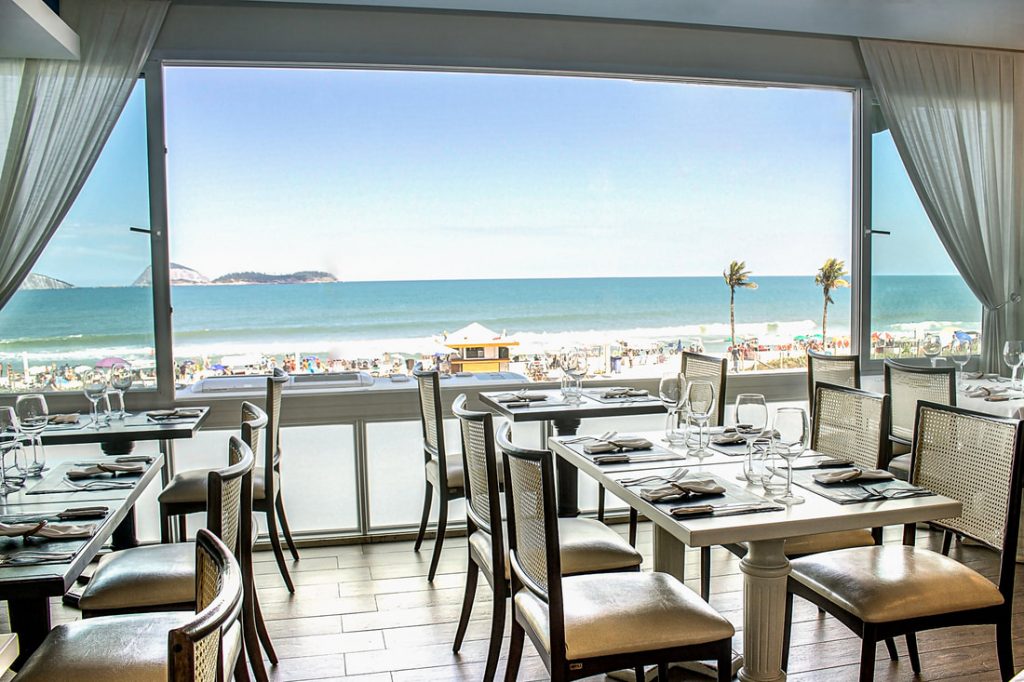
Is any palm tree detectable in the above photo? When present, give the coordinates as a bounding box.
[815,258,850,345]
[723,261,758,351]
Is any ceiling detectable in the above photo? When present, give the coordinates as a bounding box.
[0,0,79,60]
[256,0,1024,51]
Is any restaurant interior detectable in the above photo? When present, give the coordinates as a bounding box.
[2,0,1024,680]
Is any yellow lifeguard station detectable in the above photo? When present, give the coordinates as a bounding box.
[443,323,518,373]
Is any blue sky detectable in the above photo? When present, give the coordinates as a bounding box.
[34,67,956,286]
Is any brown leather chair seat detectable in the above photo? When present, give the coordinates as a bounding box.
[16,612,241,681]
[469,516,642,581]
[515,572,734,661]
[791,545,1003,623]
[159,466,278,505]
[79,543,195,612]
[784,529,876,556]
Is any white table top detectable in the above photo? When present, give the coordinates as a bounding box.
[862,373,1024,419]
[550,431,963,547]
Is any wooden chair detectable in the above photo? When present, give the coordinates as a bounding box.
[783,402,1022,681]
[500,429,734,682]
[806,349,860,412]
[161,369,299,592]
[18,528,244,681]
[412,369,465,582]
[882,360,955,480]
[454,398,642,681]
[81,408,277,682]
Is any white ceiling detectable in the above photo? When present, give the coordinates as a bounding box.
[258,0,1024,51]
[0,0,79,60]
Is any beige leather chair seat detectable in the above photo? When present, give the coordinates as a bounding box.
[159,466,277,505]
[79,543,195,612]
[515,572,734,661]
[425,456,463,490]
[888,451,912,480]
[791,545,1003,623]
[469,517,642,581]
[784,529,876,556]
[16,612,241,681]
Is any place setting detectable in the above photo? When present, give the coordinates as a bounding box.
[790,466,935,505]
[585,386,658,404]
[25,459,147,495]
[560,431,687,466]
[613,465,783,518]
[488,390,571,409]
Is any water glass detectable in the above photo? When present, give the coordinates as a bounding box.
[735,394,768,482]
[0,407,24,494]
[753,439,787,495]
[772,407,810,505]
[659,372,687,445]
[1003,341,1024,391]
[922,333,942,367]
[15,394,48,476]
[686,380,715,459]
[82,369,110,429]
[109,362,133,418]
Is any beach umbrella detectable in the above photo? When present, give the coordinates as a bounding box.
[211,364,227,371]
[954,331,973,343]
[96,356,129,368]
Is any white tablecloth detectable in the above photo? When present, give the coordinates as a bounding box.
[861,374,1024,419]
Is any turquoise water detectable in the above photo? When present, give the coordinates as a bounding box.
[0,275,979,364]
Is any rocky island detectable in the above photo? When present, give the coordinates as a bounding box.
[20,273,74,290]
[131,265,337,286]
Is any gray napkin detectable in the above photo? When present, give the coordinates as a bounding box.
[583,436,653,455]
[67,463,144,480]
[640,479,725,502]
[813,468,895,485]
[0,521,96,539]
[601,387,649,398]
[494,391,548,403]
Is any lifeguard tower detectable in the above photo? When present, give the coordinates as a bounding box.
[443,322,518,373]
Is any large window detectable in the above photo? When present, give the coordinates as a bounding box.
[164,67,854,385]
[869,126,980,361]
[0,83,155,393]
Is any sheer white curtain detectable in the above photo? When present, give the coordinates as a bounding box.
[860,39,1024,373]
[0,0,168,309]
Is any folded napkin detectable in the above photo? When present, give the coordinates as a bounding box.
[148,408,203,421]
[494,391,548,403]
[962,372,984,380]
[640,479,725,502]
[66,463,145,480]
[965,386,1007,398]
[712,427,779,445]
[813,468,895,485]
[47,413,79,425]
[601,387,649,398]
[583,436,653,455]
[0,521,95,540]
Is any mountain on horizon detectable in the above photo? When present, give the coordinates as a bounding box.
[213,270,338,285]
[133,263,211,286]
[20,273,74,290]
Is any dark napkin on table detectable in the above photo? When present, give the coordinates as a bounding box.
[66,463,145,480]
[813,467,895,485]
[493,391,549,403]
[147,408,203,421]
[583,436,653,455]
[640,479,725,502]
[48,413,80,425]
[600,387,649,398]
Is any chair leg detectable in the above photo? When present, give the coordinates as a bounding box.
[628,508,638,547]
[859,631,876,682]
[657,662,669,681]
[997,617,1014,681]
[233,641,252,682]
[482,589,505,682]
[253,584,277,664]
[905,632,921,673]
[453,561,479,653]
[159,506,171,544]
[883,637,898,661]
[597,485,606,523]
[782,590,794,670]
[414,482,434,552]
[265,509,295,593]
[505,619,525,681]
[700,546,711,601]
[717,641,732,682]
[177,514,187,542]
[634,667,645,682]
[275,492,300,562]
[428,496,448,582]
[941,529,953,555]
[242,572,270,682]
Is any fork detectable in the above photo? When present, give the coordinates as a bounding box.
[60,479,135,491]
[618,467,689,487]
[856,484,928,500]
[564,431,616,444]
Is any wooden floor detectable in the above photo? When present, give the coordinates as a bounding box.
[4,522,1023,681]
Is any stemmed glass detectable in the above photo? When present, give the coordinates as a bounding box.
[922,333,942,367]
[0,407,25,495]
[15,394,48,476]
[772,407,810,505]
[686,380,715,460]
[82,369,110,429]
[659,373,686,446]
[950,338,971,389]
[1003,341,1024,391]
[735,394,768,483]
[109,362,133,419]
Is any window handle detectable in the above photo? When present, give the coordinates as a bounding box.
[865,228,891,236]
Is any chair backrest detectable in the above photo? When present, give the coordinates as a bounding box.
[910,402,1024,601]
[497,422,567,654]
[168,528,244,682]
[206,435,255,561]
[807,350,860,412]
[811,383,889,470]
[883,360,955,441]
[680,351,728,426]
[238,402,266,554]
[262,369,288,499]
[414,370,450,476]
[453,395,504,573]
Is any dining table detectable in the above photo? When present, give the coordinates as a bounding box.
[0,452,164,669]
[479,387,666,517]
[549,432,962,682]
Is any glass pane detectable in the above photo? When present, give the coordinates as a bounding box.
[0,82,155,392]
[870,128,981,361]
[164,66,853,384]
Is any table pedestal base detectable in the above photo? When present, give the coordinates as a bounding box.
[8,597,48,670]
[739,539,790,682]
[553,418,581,517]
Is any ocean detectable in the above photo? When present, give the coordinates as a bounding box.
[0,275,980,366]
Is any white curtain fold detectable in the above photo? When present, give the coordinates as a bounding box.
[860,39,1024,373]
[0,0,168,309]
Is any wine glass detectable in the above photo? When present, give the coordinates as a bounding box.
[1003,341,1024,391]
[0,407,24,494]
[562,347,588,404]
[15,394,48,476]
[772,407,810,505]
[686,380,715,460]
[950,337,971,388]
[922,333,942,367]
[82,369,110,429]
[109,362,133,419]
[659,373,686,445]
[735,394,768,483]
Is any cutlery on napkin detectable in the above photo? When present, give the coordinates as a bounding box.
[494,391,548,403]
[601,387,649,398]
[669,502,778,517]
[813,468,895,484]
[66,463,145,480]
[640,479,725,502]
[0,550,77,566]
[618,467,689,486]
[147,408,203,421]
[583,436,653,455]
[0,521,96,540]
[966,386,1007,398]
[47,414,80,425]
